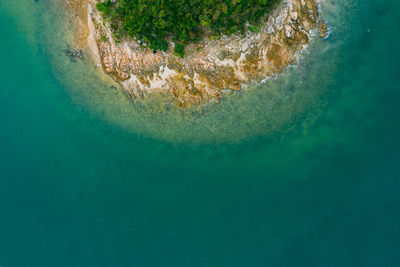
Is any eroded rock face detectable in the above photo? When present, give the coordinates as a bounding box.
[69,0,327,107]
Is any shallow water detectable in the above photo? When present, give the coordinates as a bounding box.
[0,0,399,266]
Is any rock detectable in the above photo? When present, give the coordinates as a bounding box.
[290,12,298,21]
[285,25,294,38]
[65,48,84,62]
[319,22,329,38]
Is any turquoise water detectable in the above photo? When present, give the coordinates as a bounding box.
[1,0,399,266]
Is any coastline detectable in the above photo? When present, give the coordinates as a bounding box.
[66,0,328,107]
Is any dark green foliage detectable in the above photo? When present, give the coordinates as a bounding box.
[149,37,169,51]
[174,43,186,58]
[96,0,115,17]
[96,0,281,56]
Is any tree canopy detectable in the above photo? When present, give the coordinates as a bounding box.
[97,0,281,57]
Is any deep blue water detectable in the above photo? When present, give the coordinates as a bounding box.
[0,0,399,266]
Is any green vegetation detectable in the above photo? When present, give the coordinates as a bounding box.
[96,0,281,57]
[174,43,186,58]
[99,35,108,42]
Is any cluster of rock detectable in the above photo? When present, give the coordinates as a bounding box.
[68,0,327,107]
[65,47,84,62]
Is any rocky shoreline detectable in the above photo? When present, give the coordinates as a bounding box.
[66,0,327,107]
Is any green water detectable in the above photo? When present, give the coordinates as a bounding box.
[0,0,399,266]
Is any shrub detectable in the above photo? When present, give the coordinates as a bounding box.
[174,43,185,58]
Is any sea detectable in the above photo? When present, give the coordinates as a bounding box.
[0,0,399,266]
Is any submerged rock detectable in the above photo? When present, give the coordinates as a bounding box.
[65,48,84,62]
